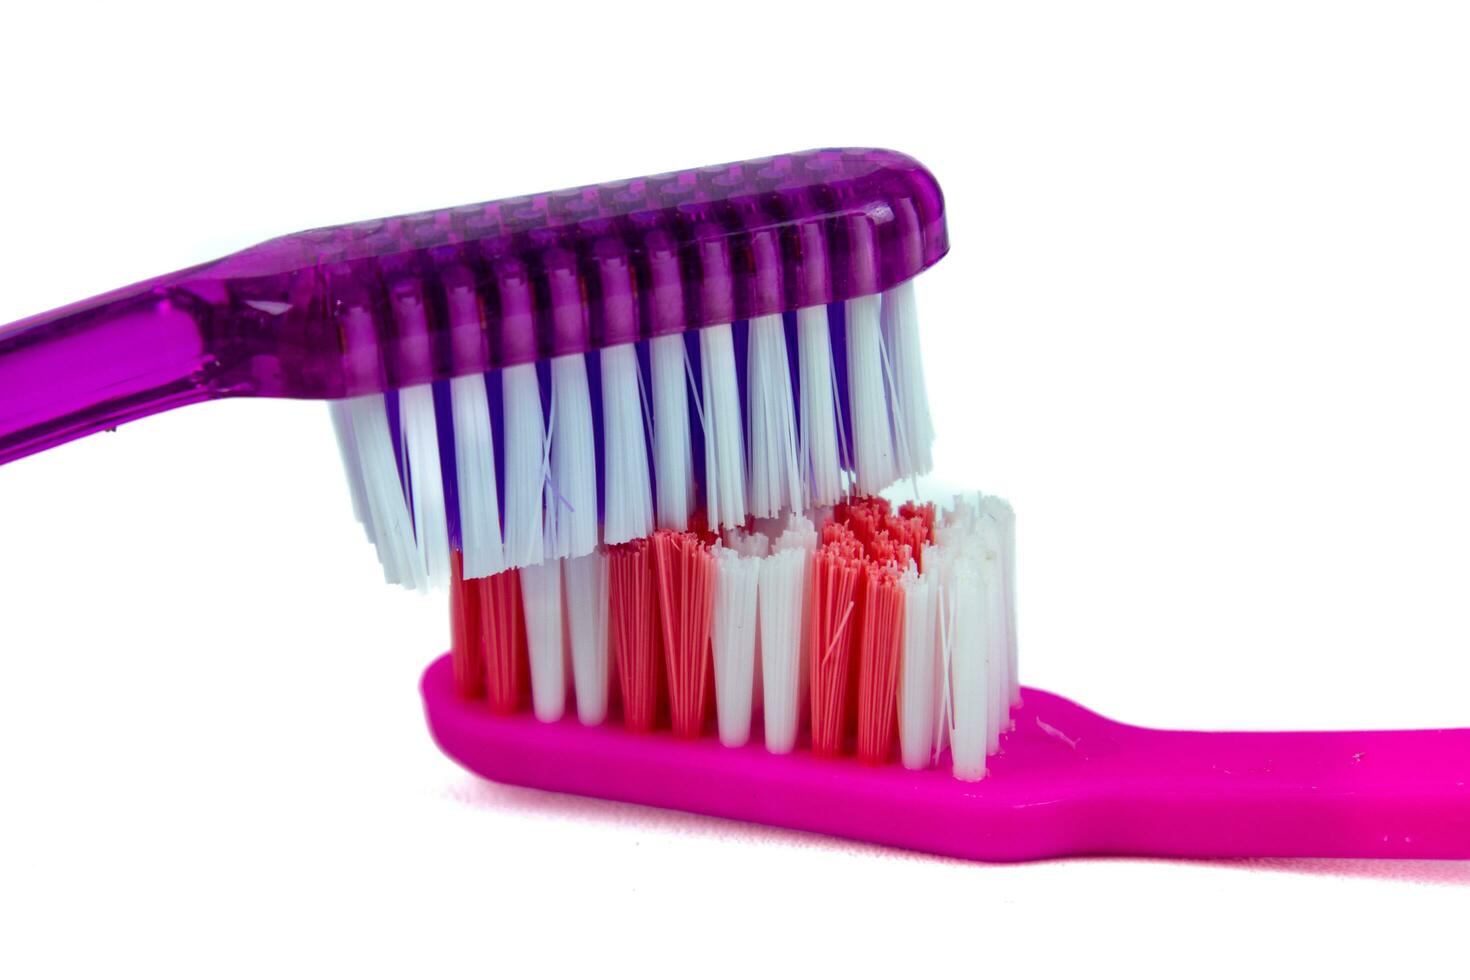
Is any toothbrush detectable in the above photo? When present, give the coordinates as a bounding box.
[431,498,1470,862]
[4,148,1465,863]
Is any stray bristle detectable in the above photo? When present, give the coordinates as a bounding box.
[652,531,717,739]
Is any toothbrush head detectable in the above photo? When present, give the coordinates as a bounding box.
[0,148,946,465]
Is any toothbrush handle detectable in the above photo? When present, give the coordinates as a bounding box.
[1090,723,1470,859]
[0,274,220,466]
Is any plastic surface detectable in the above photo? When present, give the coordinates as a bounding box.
[0,148,946,466]
[421,653,1470,861]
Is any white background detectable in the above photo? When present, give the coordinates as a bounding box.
[2,1,1467,976]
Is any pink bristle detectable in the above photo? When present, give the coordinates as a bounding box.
[855,563,905,765]
[449,551,485,699]
[481,568,528,715]
[651,530,716,740]
[610,539,662,733]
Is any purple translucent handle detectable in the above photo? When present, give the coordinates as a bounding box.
[0,147,947,466]
[422,654,1470,861]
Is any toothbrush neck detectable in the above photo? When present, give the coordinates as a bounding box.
[0,279,217,466]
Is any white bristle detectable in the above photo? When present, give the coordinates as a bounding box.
[649,333,694,531]
[450,373,506,579]
[795,305,844,507]
[844,295,898,494]
[757,544,807,754]
[501,362,546,569]
[699,323,747,530]
[398,384,452,591]
[745,314,803,519]
[346,394,422,589]
[600,344,654,545]
[979,517,1006,754]
[881,279,935,477]
[565,550,611,726]
[548,353,598,560]
[984,496,1021,708]
[946,556,989,781]
[898,564,939,770]
[520,558,566,722]
[328,402,373,539]
[722,527,770,558]
[759,513,818,753]
[711,546,761,748]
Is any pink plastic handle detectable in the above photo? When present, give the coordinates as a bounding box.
[421,653,1470,861]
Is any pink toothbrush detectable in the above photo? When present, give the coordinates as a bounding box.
[3,149,1465,862]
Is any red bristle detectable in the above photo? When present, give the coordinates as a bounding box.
[481,567,528,715]
[610,539,663,733]
[809,531,864,757]
[449,551,485,699]
[855,564,906,765]
[652,530,716,739]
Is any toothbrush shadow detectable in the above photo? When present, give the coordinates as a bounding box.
[445,776,1470,883]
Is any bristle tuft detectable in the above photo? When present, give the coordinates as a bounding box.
[698,324,747,530]
[652,531,717,739]
[601,344,654,544]
[610,539,661,732]
[745,314,802,519]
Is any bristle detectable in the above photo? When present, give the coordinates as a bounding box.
[609,539,661,732]
[565,550,612,726]
[756,542,807,753]
[600,344,654,545]
[501,363,546,569]
[449,550,485,698]
[795,306,845,507]
[479,566,528,715]
[745,314,802,519]
[711,546,760,747]
[722,526,770,558]
[548,353,599,560]
[519,558,566,722]
[400,384,452,591]
[809,532,863,757]
[983,496,1021,708]
[897,565,939,769]
[649,333,694,532]
[652,531,717,739]
[698,324,748,530]
[450,373,506,579]
[844,295,898,494]
[946,555,989,781]
[881,280,935,477]
[328,401,373,539]
[855,563,905,765]
[346,393,422,588]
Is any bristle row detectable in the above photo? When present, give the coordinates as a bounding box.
[445,493,1014,781]
[331,285,935,589]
